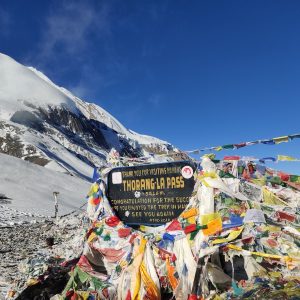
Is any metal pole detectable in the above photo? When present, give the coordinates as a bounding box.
[53,191,59,221]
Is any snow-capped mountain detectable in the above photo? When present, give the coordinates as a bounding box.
[0,53,174,181]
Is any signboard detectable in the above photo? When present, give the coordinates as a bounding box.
[107,161,196,225]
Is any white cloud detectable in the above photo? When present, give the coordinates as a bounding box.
[26,1,118,99]
[37,1,111,60]
[25,1,168,101]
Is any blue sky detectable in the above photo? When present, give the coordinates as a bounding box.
[1,0,300,173]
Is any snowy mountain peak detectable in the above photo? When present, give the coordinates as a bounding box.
[0,53,174,180]
[0,53,77,120]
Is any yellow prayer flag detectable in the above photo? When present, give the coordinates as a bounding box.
[269,272,282,278]
[214,146,223,151]
[227,244,284,260]
[27,278,39,286]
[132,238,147,300]
[262,187,288,206]
[198,171,218,187]
[76,292,90,300]
[87,232,97,243]
[87,183,98,196]
[92,183,99,193]
[277,155,298,161]
[140,262,160,300]
[212,226,244,245]
[273,136,289,144]
[251,177,267,186]
[139,225,147,232]
[187,216,196,224]
[200,212,220,225]
[202,153,216,160]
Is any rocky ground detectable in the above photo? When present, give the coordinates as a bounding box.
[0,205,88,299]
[0,200,48,227]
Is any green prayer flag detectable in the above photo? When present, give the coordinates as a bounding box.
[268,176,282,185]
[103,234,111,241]
[290,175,300,183]
[222,144,235,149]
[76,266,90,284]
[95,226,104,236]
[219,170,235,178]
[91,277,109,291]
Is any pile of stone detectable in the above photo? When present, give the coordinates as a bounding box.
[0,213,88,299]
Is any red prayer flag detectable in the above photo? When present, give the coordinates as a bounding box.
[166,219,182,231]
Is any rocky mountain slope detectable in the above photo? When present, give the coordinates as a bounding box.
[0,53,174,181]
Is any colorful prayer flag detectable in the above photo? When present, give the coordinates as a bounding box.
[92,168,101,182]
[273,136,289,144]
[289,134,300,140]
[277,155,298,161]
[261,139,275,145]
[214,146,223,151]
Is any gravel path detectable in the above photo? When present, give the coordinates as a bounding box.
[0,207,87,299]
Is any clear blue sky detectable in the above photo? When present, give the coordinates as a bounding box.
[1,0,300,173]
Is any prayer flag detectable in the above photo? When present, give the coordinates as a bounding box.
[273,136,289,144]
[277,155,298,161]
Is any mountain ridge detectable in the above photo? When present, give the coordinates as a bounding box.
[0,53,175,181]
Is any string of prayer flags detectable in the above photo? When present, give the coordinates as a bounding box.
[184,149,200,154]
[108,132,300,166]
[223,155,300,163]
[195,132,300,153]
[107,140,300,167]
[223,154,300,164]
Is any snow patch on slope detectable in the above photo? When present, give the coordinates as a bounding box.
[0,153,90,215]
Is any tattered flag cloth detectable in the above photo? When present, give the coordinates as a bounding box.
[57,156,300,300]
